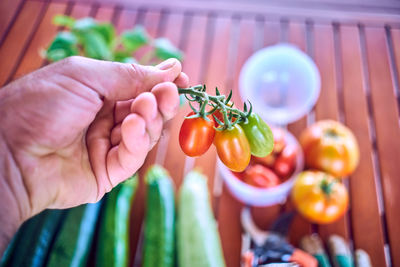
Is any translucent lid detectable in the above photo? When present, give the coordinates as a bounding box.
[239,44,320,126]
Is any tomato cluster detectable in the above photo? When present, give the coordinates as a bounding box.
[179,112,273,172]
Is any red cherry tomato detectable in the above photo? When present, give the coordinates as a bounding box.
[214,124,251,172]
[243,164,279,188]
[179,112,215,157]
[274,144,297,178]
[272,127,286,154]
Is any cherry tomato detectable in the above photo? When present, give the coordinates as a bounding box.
[253,153,276,167]
[274,145,297,178]
[239,113,274,157]
[243,164,279,188]
[300,120,359,177]
[214,124,251,172]
[179,112,215,157]
[291,171,349,224]
[271,127,286,154]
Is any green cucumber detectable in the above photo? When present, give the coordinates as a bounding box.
[143,165,175,267]
[96,175,138,267]
[46,201,102,267]
[1,209,65,267]
[177,171,226,267]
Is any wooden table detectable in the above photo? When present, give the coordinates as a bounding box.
[1,0,400,266]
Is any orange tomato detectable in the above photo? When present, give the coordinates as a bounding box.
[214,124,251,172]
[291,171,349,224]
[300,120,359,177]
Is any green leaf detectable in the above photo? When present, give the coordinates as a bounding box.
[53,15,75,28]
[46,31,79,61]
[153,38,183,61]
[79,31,113,60]
[121,26,149,53]
[93,23,115,46]
[72,17,97,32]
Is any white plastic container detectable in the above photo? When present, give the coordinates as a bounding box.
[219,44,320,206]
[219,129,304,206]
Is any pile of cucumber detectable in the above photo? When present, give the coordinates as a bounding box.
[1,167,226,267]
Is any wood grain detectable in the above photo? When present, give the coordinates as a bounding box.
[340,25,387,266]
[364,26,400,267]
[12,2,69,80]
[0,0,25,45]
[0,0,45,86]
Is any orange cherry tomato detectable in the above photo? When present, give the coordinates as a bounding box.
[214,124,251,172]
[243,164,279,188]
[291,171,349,224]
[271,127,286,154]
[179,112,215,157]
[300,120,359,177]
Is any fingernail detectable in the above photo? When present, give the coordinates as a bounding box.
[156,58,177,70]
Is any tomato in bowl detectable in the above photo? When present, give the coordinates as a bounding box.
[218,128,303,206]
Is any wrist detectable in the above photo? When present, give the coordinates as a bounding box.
[0,132,31,254]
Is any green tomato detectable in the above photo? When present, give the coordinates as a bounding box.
[239,113,274,157]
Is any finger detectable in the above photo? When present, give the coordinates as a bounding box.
[110,123,122,146]
[114,100,133,124]
[107,114,150,185]
[151,82,180,121]
[130,92,163,149]
[174,72,189,88]
[52,56,182,101]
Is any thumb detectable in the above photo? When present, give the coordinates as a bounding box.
[52,56,182,101]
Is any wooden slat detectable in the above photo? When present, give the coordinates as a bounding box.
[391,28,400,109]
[286,21,313,246]
[250,17,282,237]
[163,13,209,189]
[218,18,256,267]
[116,8,137,33]
[340,25,387,267]
[12,2,69,80]
[156,12,187,187]
[364,26,400,267]
[0,0,25,44]
[193,15,232,212]
[313,24,350,241]
[0,0,46,86]
[69,3,92,19]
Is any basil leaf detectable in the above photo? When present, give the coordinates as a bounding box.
[93,23,115,47]
[153,38,183,61]
[121,26,149,53]
[53,15,75,28]
[79,31,112,60]
[73,17,97,32]
[46,31,78,61]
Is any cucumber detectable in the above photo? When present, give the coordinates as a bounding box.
[177,171,226,267]
[143,165,175,267]
[96,175,138,267]
[46,201,102,267]
[1,209,65,267]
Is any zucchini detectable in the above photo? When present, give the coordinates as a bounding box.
[46,201,102,267]
[96,175,138,267]
[143,165,175,267]
[1,209,65,267]
[177,171,226,267]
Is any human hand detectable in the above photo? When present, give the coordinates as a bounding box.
[0,56,188,227]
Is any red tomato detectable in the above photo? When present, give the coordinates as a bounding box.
[274,145,297,178]
[243,164,279,188]
[272,127,286,154]
[253,154,276,167]
[179,112,215,157]
[300,120,359,177]
[214,124,251,172]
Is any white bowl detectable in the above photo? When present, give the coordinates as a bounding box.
[239,43,320,126]
[219,129,304,207]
